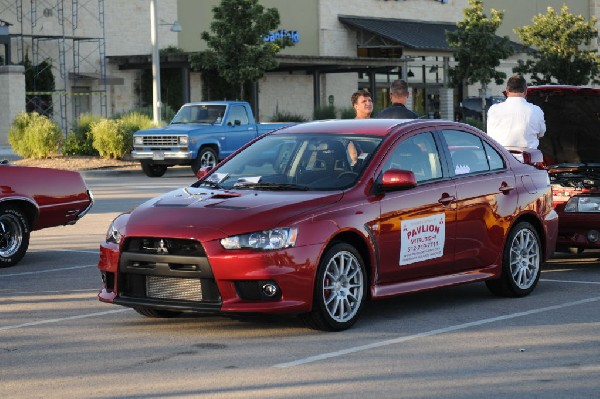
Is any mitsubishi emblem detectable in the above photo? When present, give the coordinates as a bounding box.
[157,239,169,254]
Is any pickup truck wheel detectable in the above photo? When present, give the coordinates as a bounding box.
[192,147,218,174]
[301,242,366,331]
[134,307,182,318]
[485,222,541,298]
[0,205,30,268]
[140,161,167,177]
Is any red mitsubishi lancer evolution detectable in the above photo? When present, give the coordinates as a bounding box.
[98,118,558,331]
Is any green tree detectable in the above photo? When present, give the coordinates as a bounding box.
[192,0,292,100]
[446,0,514,126]
[514,4,600,85]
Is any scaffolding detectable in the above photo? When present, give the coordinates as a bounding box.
[1,0,107,134]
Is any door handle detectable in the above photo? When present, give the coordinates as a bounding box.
[438,194,455,206]
[499,183,515,194]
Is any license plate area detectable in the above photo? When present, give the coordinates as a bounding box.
[152,151,165,160]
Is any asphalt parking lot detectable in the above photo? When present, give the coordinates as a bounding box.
[1,168,599,399]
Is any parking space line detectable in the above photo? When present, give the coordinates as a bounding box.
[0,308,131,332]
[0,264,96,278]
[273,296,600,368]
[541,278,600,285]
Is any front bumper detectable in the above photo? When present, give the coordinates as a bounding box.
[556,212,600,249]
[131,150,194,161]
[97,237,322,315]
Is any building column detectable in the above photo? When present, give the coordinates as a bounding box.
[0,65,25,146]
[438,87,454,121]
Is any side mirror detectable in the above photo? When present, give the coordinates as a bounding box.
[380,169,417,191]
[196,166,213,179]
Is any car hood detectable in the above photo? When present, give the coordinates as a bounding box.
[124,187,344,239]
[527,86,600,166]
[134,123,223,135]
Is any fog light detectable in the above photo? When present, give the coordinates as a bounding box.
[262,283,278,297]
[587,230,599,243]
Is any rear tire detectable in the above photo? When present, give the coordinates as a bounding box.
[301,242,366,331]
[134,307,182,318]
[0,205,30,268]
[486,222,541,297]
[140,161,167,177]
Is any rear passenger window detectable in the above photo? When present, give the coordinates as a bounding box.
[442,130,490,175]
[483,141,505,170]
[383,132,443,183]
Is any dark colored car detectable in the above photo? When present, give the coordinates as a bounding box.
[0,163,94,267]
[97,119,557,331]
[526,86,600,254]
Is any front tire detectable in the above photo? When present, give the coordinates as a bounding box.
[0,205,31,268]
[191,147,218,175]
[140,161,167,177]
[486,222,541,297]
[301,243,366,331]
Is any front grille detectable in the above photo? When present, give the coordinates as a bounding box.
[118,236,221,306]
[125,237,206,257]
[140,136,180,146]
[146,276,202,302]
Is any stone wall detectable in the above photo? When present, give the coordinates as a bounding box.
[0,66,25,146]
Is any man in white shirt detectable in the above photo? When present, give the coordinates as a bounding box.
[487,75,546,149]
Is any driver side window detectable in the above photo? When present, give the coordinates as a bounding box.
[383,132,442,183]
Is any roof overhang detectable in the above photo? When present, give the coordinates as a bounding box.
[339,15,528,54]
[273,54,413,74]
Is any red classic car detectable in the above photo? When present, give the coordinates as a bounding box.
[0,162,94,267]
[526,86,600,254]
[97,119,557,331]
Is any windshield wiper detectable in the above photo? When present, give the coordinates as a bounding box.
[233,182,309,191]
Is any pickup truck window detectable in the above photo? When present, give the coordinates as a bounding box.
[227,105,250,126]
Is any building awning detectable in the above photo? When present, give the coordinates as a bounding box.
[339,15,528,53]
[339,16,455,52]
[274,54,413,73]
[68,72,124,85]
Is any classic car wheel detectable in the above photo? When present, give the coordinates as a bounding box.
[0,205,30,268]
[140,161,167,177]
[486,222,541,297]
[191,147,218,175]
[134,307,182,318]
[302,242,366,331]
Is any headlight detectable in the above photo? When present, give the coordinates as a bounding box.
[221,227,298,250]
[106,221,123,244]
[133,136,144,145]
[179,136,189,145]
[564,196,600,213]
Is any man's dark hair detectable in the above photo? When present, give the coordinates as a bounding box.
[506,75,527,93]
[351,89,371,106]
[390,79,409,98]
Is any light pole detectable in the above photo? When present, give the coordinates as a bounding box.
[150,0,161,125]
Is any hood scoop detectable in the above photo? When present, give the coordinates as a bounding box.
[153,189,242,207]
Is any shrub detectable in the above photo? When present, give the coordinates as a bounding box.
[313,105,337,120]
[63,113,102,156]
[113,104,176,124]
[271,111,308,122]
[464,116,485,131]
[91,119,126,159]
[91,113,154,159]
[339,107,356,119]
[8,112,63,159]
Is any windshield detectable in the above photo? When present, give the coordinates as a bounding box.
[171,104,226,124]
[195,133,382,191]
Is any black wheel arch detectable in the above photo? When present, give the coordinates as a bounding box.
[0,199,38,230]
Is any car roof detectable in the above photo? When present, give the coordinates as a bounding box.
[271,118,459,137]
